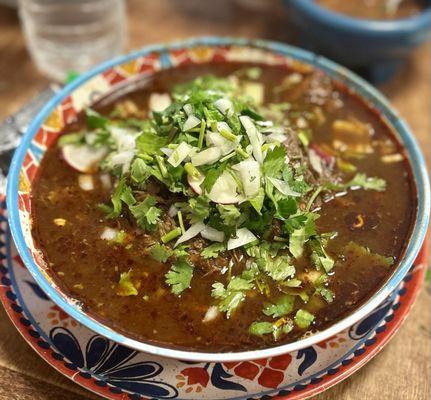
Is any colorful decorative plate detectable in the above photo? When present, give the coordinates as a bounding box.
[0,198,426,400]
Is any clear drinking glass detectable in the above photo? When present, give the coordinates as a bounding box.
[18,0,126,82]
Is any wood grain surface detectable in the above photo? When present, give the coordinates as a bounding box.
[0,1,429,399]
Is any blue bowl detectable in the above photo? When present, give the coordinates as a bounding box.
[6,37,431,362]
[284,0,431,67]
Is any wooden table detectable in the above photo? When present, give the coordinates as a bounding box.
[0,1,429,399]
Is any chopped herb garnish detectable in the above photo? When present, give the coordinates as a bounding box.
[117,270,138,296]
[165,258,194,295]
[294,309,315,329]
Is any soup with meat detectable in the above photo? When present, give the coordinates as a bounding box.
[315,0,426,20]
[31,62,415,352]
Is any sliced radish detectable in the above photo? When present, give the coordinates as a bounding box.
[167,142,193,167]
[267,177,300,197]
[62,144,108,173]
[183,115,201,131]
[214,98,234,117]
[239,115,264,163]
[149,93,171,112]
[100,227,119,241]
[208,170,245,204]
[232,159,261,198]
[188,172,205,195]
[174,221,206,247]
[201,226,225,242]
[78,174,94,191]
[202,305,220,323]
[191,147,222,167]
[227,228,257,250]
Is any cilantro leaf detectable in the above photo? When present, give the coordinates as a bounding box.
[131,158,152,184]
[212,274,255,318]
[117,269,138,296]
[325,172,386,192]
[189,195,210,221]
[105,177,134,218]
[217,204,241,226]
[86,109,108,129]
[263,294,295,318]
[249,321,273,336]
[201,243,226,259]
[129,196,161,231]
[294,309,314,329]
[309,236,335,273]
[165,258,194,295]
[263,146,286,178]
[136,128,168,156]
[149,243,172,263]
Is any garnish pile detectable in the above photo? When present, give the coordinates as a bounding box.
[60,70,387,341]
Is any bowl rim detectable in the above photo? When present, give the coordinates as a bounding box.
[286,0,431,34]
[7,36,430,362]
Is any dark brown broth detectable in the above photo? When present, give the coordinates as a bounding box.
[30,63,415,352]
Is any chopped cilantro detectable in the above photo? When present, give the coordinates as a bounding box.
[326,172,386,192]
[263,294,295,318]
[117,270,138,296]
[189,195,210,221]
[294,309,314,329]
[129,196,161,231]
[217,204,241,226]
[150,243,172,263]
[165,258,194,296]
[201,242,226,259]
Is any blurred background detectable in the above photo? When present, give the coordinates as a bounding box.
[0,1,429,399]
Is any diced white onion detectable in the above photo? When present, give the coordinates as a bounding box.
[100,227,119,241]
[202,305,220,323]
[160,147,174,157]
[266,132,287,143]
[191,147,222,166]
[227,228,257,250]
[208,170,245,204]
[256,120,274,128]
[243,82,264,105]
[183,115,201,131]
[232,159,261,198]
[168,204,178,217]
[109,125,137,152]
[174,221,206,247]
[201,226,225,242]
[239,115,264,163]
[149,93,171,112]
[214,98,234,117]
[111,150,135,174]
[308,149,323,175]
[206,131,240,155]
[78,174,94,191]
[167,142,193,167]
[267,177,301,197]
[183,103,193,116]
[100,173,112,190]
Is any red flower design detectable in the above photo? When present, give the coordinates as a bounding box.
[176,367,209,393]
[224,354,292,389]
